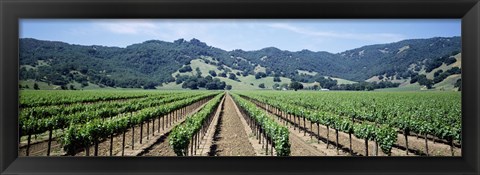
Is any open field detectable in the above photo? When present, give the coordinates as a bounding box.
[19,90,461,157]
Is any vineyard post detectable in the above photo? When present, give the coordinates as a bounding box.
[264,130,268,155]
[168,113,171,128]
[132,125,135,150]
[404,129,409,155]
[94,140,99,156]
[131,112,134,150]
[303,117,306,136]
[349,132,353,155]
[297,115,301,133]
[259,127,263,146]
[364,138,369,156]
[424,132,429,156]
[326,125,330,148]
[86,144,90,156]
[293,114,296,130]
[140,121,143,144]
[450,137,454,156]
[158,116,160,132]
[162,115,165,130]
[47,128,53,156]
[190,137,194,156]
[257,122,260,141]
[152,118,155,136]
[122,130,126,156]
[147,120,150,140]
[110,134,114,156]
[310,121,313,139]
[26,134,31,156]
[375,122,379,156]
[335,129,339,155]
[193,134,197,155]
[317,123,320,144]
[270,137,274,156]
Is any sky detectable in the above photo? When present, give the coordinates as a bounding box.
[20,19,460,53]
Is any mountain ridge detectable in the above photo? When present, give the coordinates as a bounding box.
[19,36,461,90]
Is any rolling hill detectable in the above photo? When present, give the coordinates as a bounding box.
[19,36,461,91]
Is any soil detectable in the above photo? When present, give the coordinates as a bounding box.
[209,94,256,156]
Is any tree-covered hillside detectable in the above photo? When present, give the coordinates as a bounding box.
[19,36,461,90]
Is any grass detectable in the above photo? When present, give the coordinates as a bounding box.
[434,74,461,91]
[374,83,423,92]
[328,77,357,85]
[297,70,317,76]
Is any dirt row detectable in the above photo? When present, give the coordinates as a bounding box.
[208,93,256,156]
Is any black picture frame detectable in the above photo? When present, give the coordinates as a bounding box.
[1,0,479,174]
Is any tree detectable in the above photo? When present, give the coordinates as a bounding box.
[33,83,40,90]
[209,70,217,77]
[219,72,227,77]
[258,83,265,89]
[273,83,280,90]
[143,82,157,89]
[255,72,267,79]
[178,65,192,73]
[228,73,237,80]
[454,79,461,91]
[69,85,76,90]
[225,85,232,90]
[195,67,202,76]
[289,81,303,91]
[273,77,281,82]
[182,80,198,90]
[205,82,217,90]
[197,78,207,88]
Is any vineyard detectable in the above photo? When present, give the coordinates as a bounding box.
[19,90,461,156]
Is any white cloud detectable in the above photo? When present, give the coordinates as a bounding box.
[93,20,169,38]
[267,23,406,43]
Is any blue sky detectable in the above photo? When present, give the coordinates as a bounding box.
[20,19,460,53]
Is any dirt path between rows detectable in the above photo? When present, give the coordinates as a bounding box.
[209,94,256,156]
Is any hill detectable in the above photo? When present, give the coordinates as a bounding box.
[19,37,461,91]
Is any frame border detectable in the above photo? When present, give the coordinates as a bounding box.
[1,0,479,175]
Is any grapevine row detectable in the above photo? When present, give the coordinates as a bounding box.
[168,93,225,156]
[238,93,397,156]
[242,91,461,155]
[20,90,155,108]
[20,92,210,137]
[61,92,220,155]
[231,93,291,156]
